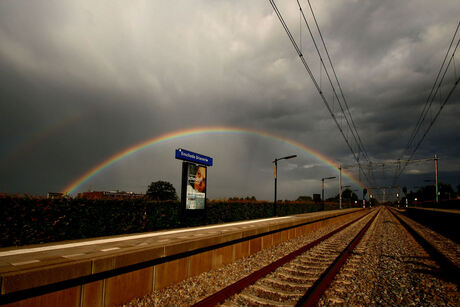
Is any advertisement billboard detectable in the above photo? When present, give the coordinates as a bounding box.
[182,162,207,210]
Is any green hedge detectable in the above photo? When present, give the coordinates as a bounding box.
[0,195,349,247]
[411,199,460,209]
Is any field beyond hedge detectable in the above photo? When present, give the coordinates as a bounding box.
[0,194,348,247]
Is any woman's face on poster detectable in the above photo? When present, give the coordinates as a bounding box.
[194,166,206,192]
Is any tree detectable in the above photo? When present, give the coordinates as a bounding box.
[409,183,453,202]
[146,181,178,201]
[402,186,407,197]
[439,183,454,200]
[341,188,358,202]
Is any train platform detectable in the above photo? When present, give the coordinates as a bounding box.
[0,208,364,306]
[403,206,459,244]
[408,206,460,215]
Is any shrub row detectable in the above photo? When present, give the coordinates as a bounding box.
[0,195,351,247]
[411,199,460,209]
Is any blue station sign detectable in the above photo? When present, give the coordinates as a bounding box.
[175,148,213,166]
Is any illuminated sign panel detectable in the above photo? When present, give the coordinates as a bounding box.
[182,162,206,210]
[175,148,213,166]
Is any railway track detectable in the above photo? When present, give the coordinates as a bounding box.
[319,207,459,305]
[192,208,380,307]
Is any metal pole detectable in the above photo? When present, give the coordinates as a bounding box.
[362,188,366,208]
[435,154,439,204]
[321,178,325,202]
[272,155,296,216]
[274,160,277,215]
[339,165,342,209]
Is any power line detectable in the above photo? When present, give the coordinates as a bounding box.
[399,21,459,162]
[268,0,372,187]
[403,21,460,157]
[305,0,370,163]
[269,2,457,191]
[406,74,460,162]
[395,21,460,181]
[299,0,373,186]
[296,0,367,162]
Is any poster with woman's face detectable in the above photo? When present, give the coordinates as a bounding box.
[185,163,206,209]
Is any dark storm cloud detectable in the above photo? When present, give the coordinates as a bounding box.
[0,0,459,199]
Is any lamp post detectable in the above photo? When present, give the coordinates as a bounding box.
[321,176,336,202]
[339,165,342,209]
[273,154,297,216]
[434,154,439,204]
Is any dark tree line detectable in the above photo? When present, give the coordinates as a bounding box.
[146,181,178,201]
[404,183,456,202]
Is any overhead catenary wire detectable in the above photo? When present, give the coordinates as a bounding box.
[305,0,370,164]
[395,22,460,181]
[297,0,373,186]
[402,21,460,158]
[269,1,457,194]
[268,1,368,183]
[404,73,459,165]
[268,0,372,187]
[297,1,364,159]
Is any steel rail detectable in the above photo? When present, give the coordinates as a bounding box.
[192,210,374,307]
[295,208,379,306]
[388,207,460,287]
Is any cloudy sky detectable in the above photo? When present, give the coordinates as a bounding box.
[1,0,459,201]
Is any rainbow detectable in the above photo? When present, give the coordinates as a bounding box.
[1,111,84,164]
[62,126,362,195]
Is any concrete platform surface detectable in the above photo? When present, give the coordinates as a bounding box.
[0,208,363,295]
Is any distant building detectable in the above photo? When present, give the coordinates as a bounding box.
[47,192,64,199]
[77,190,144,200]
[313,194,321,203]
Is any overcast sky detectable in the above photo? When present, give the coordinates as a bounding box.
[1,0,459,201]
